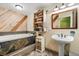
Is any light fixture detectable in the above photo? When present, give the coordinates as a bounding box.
[53,5,59,11]
[68,3,75,6]
[52,3,78,13]
[60,3,66,9]
[15,5,23,10]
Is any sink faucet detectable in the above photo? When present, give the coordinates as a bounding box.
[61,33,63,38]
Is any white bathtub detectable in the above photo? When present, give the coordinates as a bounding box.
[0,33,33,42]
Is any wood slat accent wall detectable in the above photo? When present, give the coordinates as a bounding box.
[0,7,27,32]
[11,16,27,32]
[0,7,9,16]
[16,18,27,31]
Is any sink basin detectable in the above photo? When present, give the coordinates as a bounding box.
[51,34,74,44]
[51,34,74,56]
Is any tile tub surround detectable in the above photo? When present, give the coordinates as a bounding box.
[7,44,35,56]
[0,35,35,56]
[0,31,36,56]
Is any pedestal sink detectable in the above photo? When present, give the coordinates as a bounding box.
[51,34,74,56]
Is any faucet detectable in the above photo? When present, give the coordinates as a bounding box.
[61,33,63,38]
[0,45,1,48]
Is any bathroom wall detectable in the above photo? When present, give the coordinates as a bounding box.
[0,7,27,32]
[15,18,27,31]
[44,5,79,55]
[26,4,79,55]
[26,14,34,31]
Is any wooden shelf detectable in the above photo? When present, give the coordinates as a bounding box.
[34,9,44,31]
[34,21,43,24]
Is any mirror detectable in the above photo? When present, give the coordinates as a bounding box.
[51,8,77,29]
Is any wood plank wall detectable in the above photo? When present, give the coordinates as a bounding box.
[0,7,27,32]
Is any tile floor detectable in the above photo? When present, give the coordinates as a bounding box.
[27,50,58,56]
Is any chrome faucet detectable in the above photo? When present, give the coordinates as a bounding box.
[61,33,63,38]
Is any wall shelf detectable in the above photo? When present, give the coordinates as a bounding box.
[34,9,44,31]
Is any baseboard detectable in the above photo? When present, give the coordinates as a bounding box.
[45,48,58,56]
[69,51,79,56]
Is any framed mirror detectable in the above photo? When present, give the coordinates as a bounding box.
[51,8,77,29]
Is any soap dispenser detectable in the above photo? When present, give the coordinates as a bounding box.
[70,31,75,37]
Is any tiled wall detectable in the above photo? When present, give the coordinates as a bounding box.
[0,35,35,56]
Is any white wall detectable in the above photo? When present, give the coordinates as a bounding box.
[44,5,79,55]
[26,13,34,31]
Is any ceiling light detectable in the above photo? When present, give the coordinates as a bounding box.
[60,3,66,9]
[68,3,75,6]
[15,5,23,10]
